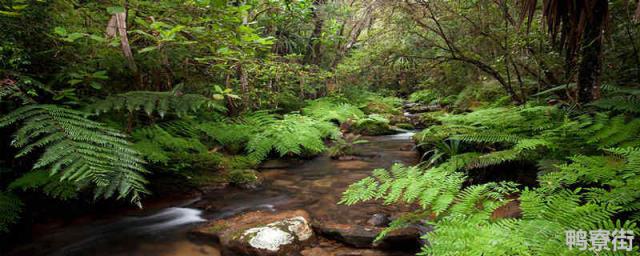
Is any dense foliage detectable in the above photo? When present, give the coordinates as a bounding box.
[2,0,640,255]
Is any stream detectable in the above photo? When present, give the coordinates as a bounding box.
[8,132,419,256]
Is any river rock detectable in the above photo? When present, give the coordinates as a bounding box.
[366,213,390,227]
[300,238,414,256]
[406,104,439,114]
[313,222,421,249]
[191,209,315,256]
[334,160,370,170]
[259,159,302,169]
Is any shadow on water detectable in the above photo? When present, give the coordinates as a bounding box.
[9,132,419,256]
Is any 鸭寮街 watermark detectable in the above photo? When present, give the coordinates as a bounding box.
[565,229,634,252]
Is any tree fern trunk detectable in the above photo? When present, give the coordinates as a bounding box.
[577,0,607,103]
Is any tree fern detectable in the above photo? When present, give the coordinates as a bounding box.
[0,105,148,204]
[87,91,225,118]
[9,171,78,200]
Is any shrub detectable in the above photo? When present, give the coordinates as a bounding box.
[353,114,394,135]
[302,98,364,123]
[409,89,440,105]
[327,134,368,158]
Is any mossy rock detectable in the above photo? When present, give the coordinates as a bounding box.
[395,123,415,130]
[186,171,228,187]
[418,111,447,127]
[388,114,411,125]
[169,152,223,172]
[221,155,259,170]
[353,115,395,136]
[228,169,263,189]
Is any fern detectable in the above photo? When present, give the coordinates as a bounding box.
[419,188,634,256]
[340,163,510,217]
[539,147,640,220]
[0,105,148,204]
[9,171,78,199]
[197,111,277,146]
[246,114,339,162]
[87,91,225,118]
[0,192,22,233]
[590,84,640,113]
[132,125,207,164]
[302,98,364,123]
[0,75,48,104]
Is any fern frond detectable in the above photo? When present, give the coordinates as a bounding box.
[0,105,148,204]
[0,192,22,233]
[590,95,640,113]
[302,98,364,123]
[9,171,78,199]
[246,114,339,162]
[88,91,225,118]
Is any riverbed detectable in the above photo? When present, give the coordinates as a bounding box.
[8,132,419,256]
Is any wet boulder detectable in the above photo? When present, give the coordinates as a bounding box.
[352,114,396,136]
[259,159,303,169]
[191,209,314,256]
[301,237,414,256]
[366,213,390,227]
[313,221,421,249]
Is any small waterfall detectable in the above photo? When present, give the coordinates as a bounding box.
[52,207,205,255]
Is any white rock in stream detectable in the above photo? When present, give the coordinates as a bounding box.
[241,216,312,252]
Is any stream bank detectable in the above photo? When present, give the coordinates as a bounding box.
[8,132,419,256]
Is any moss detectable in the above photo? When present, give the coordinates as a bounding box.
[418,111,447,127]
[395,123,415,130]
[221,155,259,170]
[409,89,440,104]
[185,170,228,186]
[209,223,229,233]
[353,115,395,136]
[169,152,223,172]
[227,169,259,185]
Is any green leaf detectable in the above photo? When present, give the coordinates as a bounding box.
[90,82,102,90]
[138,46,157,53]
[68,79,83,86]
[64,33,85,42]
[53,27,67,36]
[107,6,125,14]
[89,34,106,42]
[92,71,109,80]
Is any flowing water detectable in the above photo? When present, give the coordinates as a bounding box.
[8,132,419,256]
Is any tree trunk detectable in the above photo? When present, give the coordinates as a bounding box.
[576,0,607,103]
[237,64,249,109]
[303,0,325,65]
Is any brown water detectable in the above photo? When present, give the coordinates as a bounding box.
[8,132,418,256]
